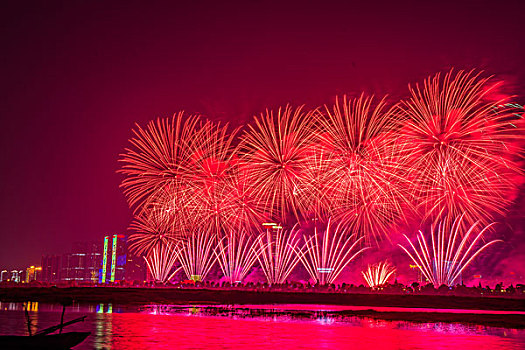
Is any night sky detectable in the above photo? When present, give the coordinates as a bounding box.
[1,1,524,269]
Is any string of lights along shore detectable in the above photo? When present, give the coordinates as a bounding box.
[119,69,525,286]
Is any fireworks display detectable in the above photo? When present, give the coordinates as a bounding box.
[298,219,368,285]
[398,216,501,287]
[255,225,303,285]
[119,69,524,285]
[396,70,523,227]
[176,231,217,282]
[144,242,182,284]
[361,261,396,288]
[314,94,412,244]
[239,105,318,223]
[215,230,260,284]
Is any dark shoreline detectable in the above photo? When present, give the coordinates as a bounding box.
[153,305,525,329]
[338,310,525,329]
[1,287,524,310]
[2,287,525,329]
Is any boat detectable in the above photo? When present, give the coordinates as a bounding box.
[0,302,90,349]
[0,331,91,349]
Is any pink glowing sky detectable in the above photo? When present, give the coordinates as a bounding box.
[0,1,524,277]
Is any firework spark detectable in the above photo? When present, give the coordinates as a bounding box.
[176,231,217,282]
[397,70,524,226]
[298,219,368,285]
[313,95,412,244]
[361,261,396,288]
[398,215,501,287]
[128,200,179,256]
[119,112,200,211]
[144,242,182,284]
[255,225,303,285]
[215,230,260,284]
[240,105,318,222]
[181,119,243,234]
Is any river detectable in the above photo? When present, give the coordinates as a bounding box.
[0,302,524,349]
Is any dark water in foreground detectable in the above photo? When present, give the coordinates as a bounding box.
[0,302,524,349]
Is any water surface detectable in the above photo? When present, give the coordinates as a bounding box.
[0,302,523,349]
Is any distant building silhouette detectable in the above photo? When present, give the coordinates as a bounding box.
[29,236,146,285]
[61,242,101,282]
[0,269,26,283]
[41,255,61,282]
[25,266,41,282]
[125,253,147,282]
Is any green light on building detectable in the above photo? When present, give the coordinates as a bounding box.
[110,235,117,282]
[102,236,108,284]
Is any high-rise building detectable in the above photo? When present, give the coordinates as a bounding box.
[61,242,101,282]
[125,254,147,282]
[81,242,102,282]
[25,266,41,283]
[10,270,22,283]
[41,255,61,282]
[99,234,128,283]
[61,253,86,281]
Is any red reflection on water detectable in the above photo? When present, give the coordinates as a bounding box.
[209,304,525,315]
[92,313,523,350]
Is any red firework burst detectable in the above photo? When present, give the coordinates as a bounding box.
[128,201,180,257]
[182,119,240,234]
[240,105,318,223]
[313,94,412,243]
[119,112,200,211]
[396,69,524,226]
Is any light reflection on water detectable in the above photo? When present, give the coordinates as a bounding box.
[0,302,524,349]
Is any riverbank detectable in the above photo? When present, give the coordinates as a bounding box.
[1,287,524,311]
[162,304,525,329]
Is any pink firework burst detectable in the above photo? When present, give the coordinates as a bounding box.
[128,201,180,257]
[183,119,240,234]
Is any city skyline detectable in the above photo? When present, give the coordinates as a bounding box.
[1,1,524,278]
[1,3,524,349]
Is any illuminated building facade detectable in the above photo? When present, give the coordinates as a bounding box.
[25,266,42,283]
[41,255,61,282]
[10,270,22,283]
[99,234,127,283]
[1,269,24,283]
[61,242,102,282]
[0,270,8,282]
